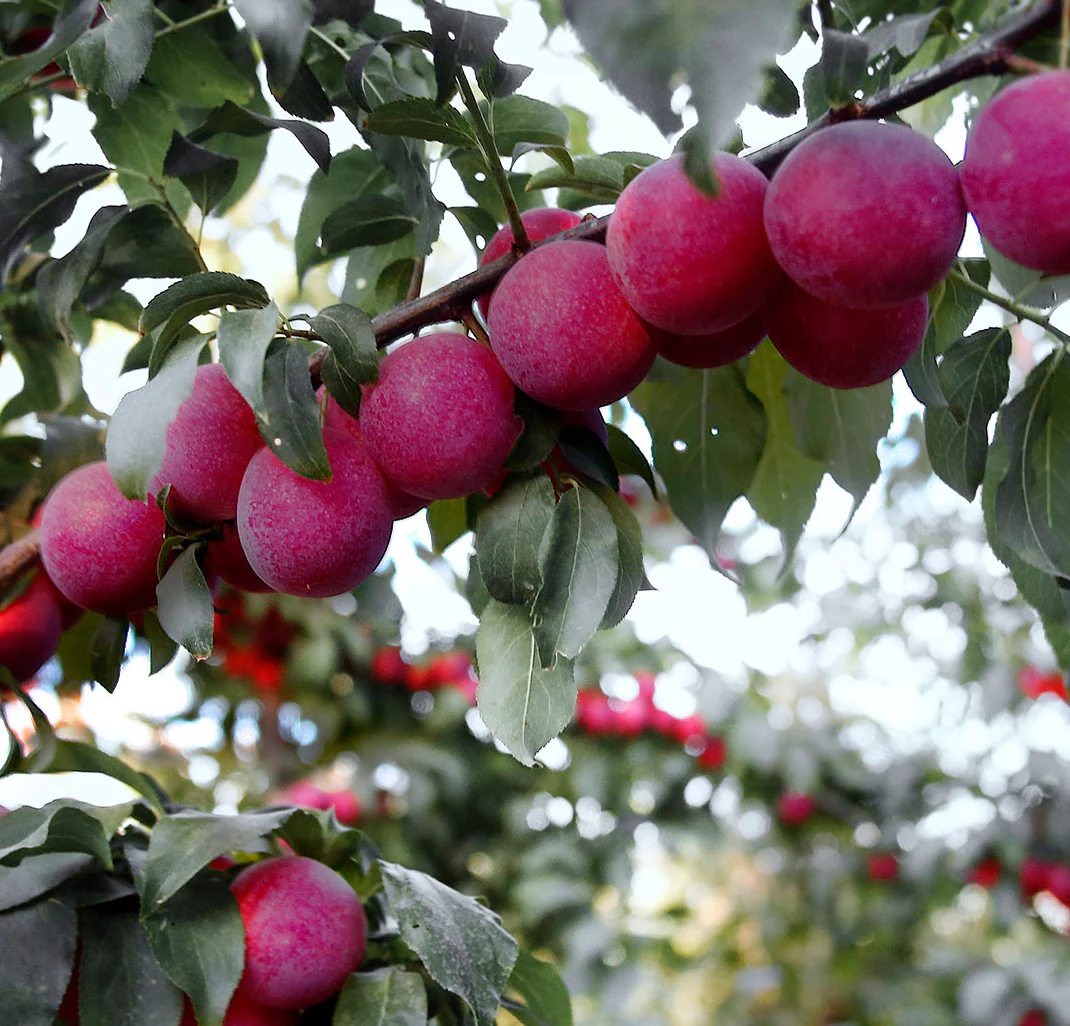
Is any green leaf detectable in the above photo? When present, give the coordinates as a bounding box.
[274,58,335,122]
[864,9,943,58]
[0,899,77,1026]
[631,361,766,556]
[144,28,256,108]
[216,302,281,419]
[0,0,99,101]
[744,343,824,565]
[506,395,561,472]
[379,860,519,1026]
[79,905,185,1026]
[531,483,618,665]
[89,615,130,693]
[68,0,155,106]
[0,163,109,281]
[260,340,332,482]
[450,204,500,256]
[925,327,1012,500]
[507,949,573,1026]
[606,424,658,499]
[0,854,95,913]
[475,600,576,765]
[821,29,870,106]
[476,474,555,606]
[156,546,214,660]
[758,62,800,117]
[88,204,205,292]
[144,874,244,1026]
[29,741,167,813]
[333,967,428,1026]
[427,498,470,554]
[678,125,718,196]
[556,427,617,491]
[105,332,206,500]
[590,485,644,630]
[140,809,292,912]
[783,370,892,514]
[490,94,569,155]
[141,609,179,676]
[232,0,314,90]
[525,155,623,202]
[310,303,379,417]
[342,238,419,317]
[0,801,116,866]
[364,96,480,148]
[319,195,420,257]
[162,132,239,216]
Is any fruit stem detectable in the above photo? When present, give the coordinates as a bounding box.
[154,2,232,39]
[455,69,531,254]
[461,309,490,345]
[0,529,39,597]
[406,258,425,302]
[1061,0,1069,68]
[948,269,1070,348]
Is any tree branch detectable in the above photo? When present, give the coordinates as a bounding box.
[0,529,39,593]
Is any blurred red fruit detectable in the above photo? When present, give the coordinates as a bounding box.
[575,689,617,735]
[867,853,899,882]
[371,646,407,685]
[1018,666,1068,701]
[669,714,706,746]
[1045,865,1070,906]
[1020,858,1053,898]
[778,792,816,827]
[1019,1012,1047,1026]
[429,652,472,686]
[696,736,726,771]
[968,858,1001,889]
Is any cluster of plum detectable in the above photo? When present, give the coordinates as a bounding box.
[54,854,366,1025]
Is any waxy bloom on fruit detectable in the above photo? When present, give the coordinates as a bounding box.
[0,573,63,685]
[649,311,767,369]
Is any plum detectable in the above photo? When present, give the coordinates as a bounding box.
[180,991,296,1026]
[0,573,63,686]
[649,311,767,369]
[205,523,274,594]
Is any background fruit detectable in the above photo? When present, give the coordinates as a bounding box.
[0,573,64,686]
[648,311,767,369]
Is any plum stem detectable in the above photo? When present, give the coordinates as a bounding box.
[461,310,491,346]
[1061,0,1069,68]
[948,268,1070,348]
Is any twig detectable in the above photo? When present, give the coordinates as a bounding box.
[948,269,1070,347]
[0,530,40,593]
[406,258,426,302]
[461,309,491,345]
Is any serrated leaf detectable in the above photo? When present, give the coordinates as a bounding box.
[216,302,280,419]
[260,340,332,481]
[0,163,109,281]
[490,94,569,155]
[273,58,335,122]
[925,327,1011,500]
[0,899,77,1026]
[0,854,95,913]
[758,61,800,117]
[233,0,314,90]
[88,204,205,294]
[744,343,824,565]
[144,874,244,1026]
[144,28,255,108]
[319,195,420,257]
[364,95,480,148]
[590,485,644,630]
[531,483,618,665]
[864,9,942,58]
[631,361,766,556]
[525,155,622,201]
[606,424,658,499]
[0,0,98,101]
[310,303,379,417]
[89,616,129,692]
[450,204,500,256]
[0,801,116,866]
[162,132,238,216]
[476,600,576,765]
[333,967,428,1026]
[556,427,617,491]
[156,546,214,660]
[507,949,573,1026]
[476,474,555,606]
[821,29,869,106]
[379,860,518,1026]
[423,0,516,104]
[105,332,206,500]
[68,0,155,106]
[506,394,561,472]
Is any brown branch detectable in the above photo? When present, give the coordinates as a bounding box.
[0,529,40,593]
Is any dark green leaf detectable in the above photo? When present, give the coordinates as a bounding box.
[260,340,332,481]
[0,854,95,913]
[319,195,419,256]
[144,27,256,108]
[427,498,469,554]
[925,327,1012,500]
[476,600,576,765]
[68,0,155,106]
[144,874,244,1026]
[864,10,943,58]
[758,62,800,117]
[821,29,870,106]
[379,860,519,1026]
[506,949,573,1026]
[333,967,427,1026]
[217,302,281,419]
[0,163,109,281]
[88,205,205,293]
[364,96,479,148]
[423,0,507,104]
[162,132,239,216]
[79,905,184,1026]
[490,95,569,155]
[0,801,117,866]
[591,484,644,631]
[156,546,214,660]
[341,238,419,316]
[141,609,179,676]
[0,899,77,1026]
[310,303,379,417]
[476,474,555,606]
[89,616,129,692]
[525,155,622,202]
[606,424,658,500]
[233,0,314,90]
[678,125,717,196]
[0,0,98,101]
[274,59,335,122]
[631,361,766,556]
[505,395,561,472]
[556,427,618,491]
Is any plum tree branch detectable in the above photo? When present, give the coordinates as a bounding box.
[0,529,39,592]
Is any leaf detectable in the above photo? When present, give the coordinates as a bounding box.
[140,809,292,912]
[783,370,892,514]
[863,9,943,58]
[590,484,644,631]
[0,801,116,866]
[0,0,99,101]
[450,204,500,256]
[427,498,469,554]
[525,155,623,202]
[233,0,315,91]
[678,125,718,196]
[507,949,573,1026]
[260,340,332,481]
[491,95,569,155]
[310,303,379,417]
[190,100,332,176]
[162,132,239,216]
[216,302,281,419]
[631,361,766,556]
[79,905,185,1026]
[0,899,77,1026]
[993,352,1070,578]
[744,343,824,565]
[274,59,336,122]
[88,204,205,292]
[156,546,214,660]
[143,874,244,1026]
[144,27,256,108]
[0,163,109,281]
[379,860,519,1026]
[476,600,576,765]
[89,616,130,693]
[319,195,420,256]
[68,0,155,106]
[333,967,428,1026]
[821,29,870,106]
[475,474,556,606]
[341,237,419,316]
[141,609,179,676]
[364,96,479,148]
[0,854,95,913]
[758,62,800,117]
[505,395,561,472]
[531,484,618,665]
[30,740,167,814]
[105,332,206,500]
[556,427,618,491]
[606,424,658,499]
[925,327,1012,500]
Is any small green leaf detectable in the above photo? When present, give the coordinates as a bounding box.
[0,899,77,1026]
[476,600,576,765]
[156,546,214,660]
[490,94,569,155]
[427,498,470,554]
[476,474,555,606]
[68,0,155,106]
[525,155,622,202]
[89,204,205,290]
[590,485,645,630]
[506,395,561,472]
[310,304,379,417]
[319,196,420,257]
[365,96,480,148]
[556,427,618,491]
[379,860,519,1026]
[29,741,166,813]
[821,29,870,106]
[216,302,281,419]
[162,132,239,216]
[89,616,129,693]
[333,967,428,1026]
[758,62,800,117]
[0,801,116,866]
[678,125,717,196]
[606,424,658,499]
[232,0,314,91]
[507,949,573,1026]
[260,340,332,481]
[864,10,944,59]
[141,610,179,676]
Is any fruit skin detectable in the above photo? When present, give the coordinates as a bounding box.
[607,153,782,334]
[205,523,274,594]
[962,72,1070,274]
[477,207,583,317]
[778,792,816,827]
[765,281,928,390]
[1018,665,1068,701]
[489,240,656,410]
[360,333,521,500]
[1046,865,1070,906]
[237,429,393,598]
[649,311,767,369]
[280,780,362,825]
[764,120,965,309]
[968,857,1001,889]
[1020,857,1052,898]
[1019,1012,1047,1026]
[230,856,366,1010]
[150,364,264,523]
[867,853,899,882]
[180,991,296,1025]
[40,462,166,616]
[0,573,64,686]
[696,736,727,771]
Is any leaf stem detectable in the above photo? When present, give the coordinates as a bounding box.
[1062,0,1069,68]
[948,268,1070,347]
[308,24,351,61]
[461,309,490,345]
[454,70,530,253]
[154,2,232,39]
[406,258,426,302]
